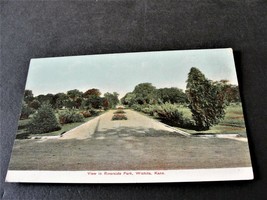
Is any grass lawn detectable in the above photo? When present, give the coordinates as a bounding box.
[9,128,252,170]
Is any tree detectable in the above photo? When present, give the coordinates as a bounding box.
[29,99,41,110]
[186,67,227,130]
[67,89,82,101]
[156,87,187,104]
[83,95,103,109]
[83,88,101,98]
[51,93,68,109]
[27,104,61,134]
[20,101,34,119]
[121,92,137,106]
[102,98,110,110]
[104,92,119,108]
[24,90,34,103]
[67,89,83,109]
[37,93,54,105]
[82,88,102,109]
[220,81,241,103]
[133,83,156,104]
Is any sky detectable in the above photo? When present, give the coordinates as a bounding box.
[26,48,238,98]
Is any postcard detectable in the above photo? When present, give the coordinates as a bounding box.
[6,48,253,183]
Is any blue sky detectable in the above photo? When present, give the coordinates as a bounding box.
[26,48,238,98]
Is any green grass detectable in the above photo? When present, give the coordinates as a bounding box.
[222,104,246,127]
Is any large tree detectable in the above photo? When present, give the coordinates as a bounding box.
[186,67,227,130]
[121,92,137,106]
[104,92,119,108]
[220,81,241,103]
[82,88,102,109]
[156,87,187,104]
[24,90,34,104]
[36,94,54,105]
[51,93,68,109]
[83,88,101,98]
[67,89,83,109]
[133,83,156,104]
[67,89,83,101]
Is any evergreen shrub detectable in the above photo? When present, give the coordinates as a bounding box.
[27,104,61,134]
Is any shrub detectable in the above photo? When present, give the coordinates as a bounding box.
[155,103,194,128]
[20,101,34,120]
[80,110,92,118]
[27,104,61,134]
[88,108,99,116]
[131,104,143,112]
[112,114,127,120]
[59,109,84,124]
[114,110,125,114]
[141,104,159,116]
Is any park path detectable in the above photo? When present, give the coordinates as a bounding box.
[61,109,189,140]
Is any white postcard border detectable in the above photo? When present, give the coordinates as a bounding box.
[6,167,253,183]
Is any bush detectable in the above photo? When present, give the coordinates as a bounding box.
[141,104,159,116]
[20,101,35,120]
[155,103,194,128]
[80,110,92,118]
[112,114,127,120]
[88,108,99,116]
[27,104,61,134]
[131,104,143,112]
[59,109,84,124]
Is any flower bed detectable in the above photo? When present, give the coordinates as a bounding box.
[112,114,127,120]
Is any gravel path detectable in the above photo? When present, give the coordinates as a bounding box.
[61,109,188,140]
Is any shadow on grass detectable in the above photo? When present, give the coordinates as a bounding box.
[94,127,186,138]
[16,131,31,139]
[157,118,197,130]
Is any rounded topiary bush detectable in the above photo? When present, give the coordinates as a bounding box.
[27,104,61,134]
[59,109,84,124]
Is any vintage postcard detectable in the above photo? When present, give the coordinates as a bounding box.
[6,48,253,183]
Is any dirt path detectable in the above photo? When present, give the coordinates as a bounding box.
[61,109,188,140]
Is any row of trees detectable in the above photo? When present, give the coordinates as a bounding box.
[121,83,187,106]
[20,88,120,134]
[21,88,119,120]
[121,67,241,131]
